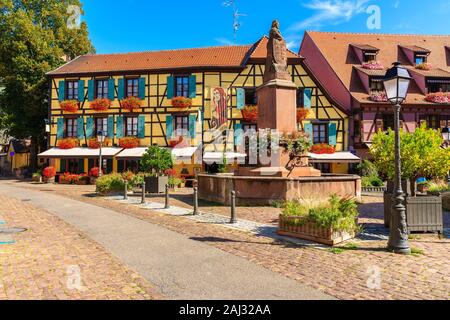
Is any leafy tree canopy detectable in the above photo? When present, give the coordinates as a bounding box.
[370,125,450,180]
[140,146,174,176]
[0,0,94,162]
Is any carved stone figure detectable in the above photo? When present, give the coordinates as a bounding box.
[264,20,291,82]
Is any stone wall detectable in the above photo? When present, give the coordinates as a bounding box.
[198,174,362,206]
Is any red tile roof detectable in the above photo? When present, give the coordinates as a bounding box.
[303,31,450,105]
[48,37,301,76]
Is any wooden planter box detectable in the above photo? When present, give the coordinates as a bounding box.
[384,195,443,234]
[43,177,55,184]
[144,176,169,194]
[277,215,356,246]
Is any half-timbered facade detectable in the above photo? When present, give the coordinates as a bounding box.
[43,36,351,177]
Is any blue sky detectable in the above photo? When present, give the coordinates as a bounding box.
[81,0,450,54]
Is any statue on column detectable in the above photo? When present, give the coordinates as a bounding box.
[264,20,291,83]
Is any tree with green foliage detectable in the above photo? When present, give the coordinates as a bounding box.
[0,0,94,170]
[370,125,450,180]
[140,146,174,176]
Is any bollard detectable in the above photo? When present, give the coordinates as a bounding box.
[124,180,128,200]
[230,190,237,224]
[164,184,170,209]
[193,187,199,215]
[141,182,146,204]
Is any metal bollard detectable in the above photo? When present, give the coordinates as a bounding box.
[230,190,237,224]
[193,187,199,215]
[164,184,170,209]
[124,180,128,200]
[141,182,146,204]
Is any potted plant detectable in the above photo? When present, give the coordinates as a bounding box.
[278,195,360,246]
[89,167,101,185]
[58,138,79,150]
[121,96,142,111]
[59,173,74,184]
[88,137,111,149]
[296,108,309,124]
[168,136,184,148]
[179,177,186,189]
[118,137,139,149]
[171,96,192,108]
[280,130,312,162]
[90,98,112,111]
[140,145,173,193]
[241,105,258,122]
[415,62,432,71]
[427,180,450,196]
[42,167,56,184]
[32,172,42,183]
[75,174,90,185]
[60,100,79,113]
[310,143,336,154]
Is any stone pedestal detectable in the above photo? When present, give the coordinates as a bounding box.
[257,79,298,133]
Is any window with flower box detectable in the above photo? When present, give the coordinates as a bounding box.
[95,117,108,136]
[363,51,377,63]
[125,116,138,137]
[65,118,78,138]
[245,88,258,105]
[65,81,79,100]
[427,80,450,93]
[175,76,190,98]
[370,77,384,92]
[96,79,109,99]
[126,78,139,98]
[415,54,428,65]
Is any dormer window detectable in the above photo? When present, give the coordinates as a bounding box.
[363,51,377,63]
[370,77,384,92]
[415,53,428,65]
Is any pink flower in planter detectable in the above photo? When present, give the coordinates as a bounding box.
[370,91,388,102]
[362,61,384,70]
[425,92,450,104]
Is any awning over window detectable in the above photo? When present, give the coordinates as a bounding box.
[308,152,361,164]
[203,152,247,164]
[38,147,123,159]
[115,147,149,160]
[171,147,199,161]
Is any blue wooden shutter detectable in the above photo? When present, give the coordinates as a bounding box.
[304,123,313,144]
[138,77,146,100]
[189,114,197,138]
[116,116,124,138]
[328,123,337,146]
[78,80,85,102]
[234,123,243,146]
[60,159,67,173]
[304,88,312,109]
[167,76,174,99]
[166,115,173,140]
[107,116,115,138]
[108,79,115,100]
[77,117,85,140]
[188,75,197,98]
[86,117,94,138]
[236,88,245,110]
[57,118,65,139]
[138,115,146,139]
[58,81,65,101]
[118,78,125,100]
[88,80,95,101]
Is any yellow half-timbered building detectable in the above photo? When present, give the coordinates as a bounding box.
[42,36,352,178]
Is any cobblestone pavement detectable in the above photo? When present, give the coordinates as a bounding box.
[7,180,450,300]
[0,194,160,300]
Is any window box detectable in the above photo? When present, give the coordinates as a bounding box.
[60,100,79,113]
[241,105,258,123]
[87,137,111,149]
[121,96,142,111]
[90,98,112,111]
[370,91,388,102]
[57,138,79,150]
[425,92,450,104]
[171,96,192,108]
[362,61,384,70]
[297,108,309,123]
[415,62,432,71]
[118,137,139,149]
[310,143,336,154]
[278,215,356,246]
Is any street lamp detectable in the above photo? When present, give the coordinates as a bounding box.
[383,62,412,255]
[97,131,106,178]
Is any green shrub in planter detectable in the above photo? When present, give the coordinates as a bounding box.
[96,173,126,194]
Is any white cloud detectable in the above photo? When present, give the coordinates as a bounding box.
[214,37,235,46]
[289,0,370,31]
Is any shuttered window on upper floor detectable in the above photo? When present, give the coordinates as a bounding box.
[66,81,79,100]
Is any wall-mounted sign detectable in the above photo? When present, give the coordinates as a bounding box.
[210,87,228,131]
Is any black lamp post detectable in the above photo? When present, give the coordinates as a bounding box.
[382,62,412,255]
[97,131,106,178]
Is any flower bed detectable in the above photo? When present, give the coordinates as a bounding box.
[171,96,192,108]
[60,100,79,113]
[278,196,360,246]
[296,108,309,123]
[310,143,336,154]
[242,105,258,122]
[362,61,384,70]
[370,91,388,102]
[121,96,142,111]
[57,138,79,150]
[90,98,112,111]
[118,137,139,149]
[425,92,450,104]
[415,62,432,71]
[60,173,90,185]
[89,167,101,178]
